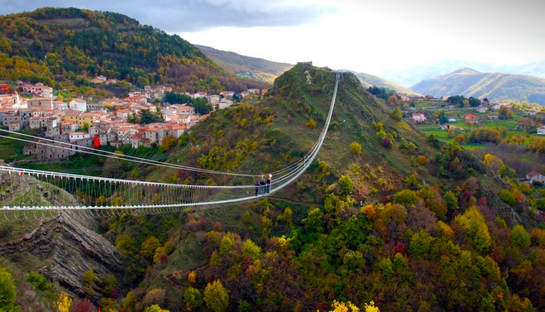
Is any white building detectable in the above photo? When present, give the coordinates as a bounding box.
[69,132,90,142]
[527,171,545,184]
[69,98,87,112]
[476,106,488,113]
[219,99,234,109]
[412,113,427,124]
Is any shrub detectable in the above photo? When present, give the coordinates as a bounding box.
[0,267,17,312]
[536,198,545,211]
[306,119,317,128]
[443,190,459,212]
[393,189,418,206]
[417,155,428,165]
[184,287,203,311]
[241,239,261,260]
[499,189,516,206]
[349,141,363,156]
[338,175,354,195]
[140,236,161,260]
[82,269,96,295]
[219,233,235,255]
[510,224,531,249]
[27,272,52,292]
[143,305,169,312]
[71,298,95,312]
[361,204,377,219]
[381,137,391,148]
[143,288,166,307]
[390,107,403,121]
[303,207,324,233]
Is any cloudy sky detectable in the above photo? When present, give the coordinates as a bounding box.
[1,0,545,76]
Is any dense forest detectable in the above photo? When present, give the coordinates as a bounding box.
[0,7,268,94]
[1,59,545,311]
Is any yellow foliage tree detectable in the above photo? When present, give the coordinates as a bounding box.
[330,300,360,312]
[306,119,317,128]
[188,271,196,284]
[483,153,504,173]
[364,301,380,312]
[54,292,72,312]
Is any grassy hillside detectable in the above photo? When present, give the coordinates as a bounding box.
[0,7,267,92]
[197,45,292,84]
[355,72,420,96]
[412,68,545,104]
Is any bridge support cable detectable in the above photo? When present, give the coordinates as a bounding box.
[0,72,341,214]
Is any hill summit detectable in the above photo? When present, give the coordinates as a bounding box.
[0,7,267,92]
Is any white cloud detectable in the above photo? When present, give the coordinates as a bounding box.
[181,0,545,76]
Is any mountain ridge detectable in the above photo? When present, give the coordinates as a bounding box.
[411,68,545,104]
[197,44,292,84]
[0,7,267,93]
[381,59,545,87]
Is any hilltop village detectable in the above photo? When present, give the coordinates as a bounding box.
[0,78,265,160]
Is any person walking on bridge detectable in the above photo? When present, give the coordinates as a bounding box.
[266,173,272,194]
[259,179,266,195]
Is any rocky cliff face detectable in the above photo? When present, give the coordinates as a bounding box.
[0,212,125,300]
[0,171,126,300]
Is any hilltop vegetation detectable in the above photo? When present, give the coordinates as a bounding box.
[0,7,267,93]
[197,45,292,84]
[412,68,545,105]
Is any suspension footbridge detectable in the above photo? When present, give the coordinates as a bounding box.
[0,72,341,215]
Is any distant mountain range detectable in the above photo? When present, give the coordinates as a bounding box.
[353,72,420,96]
[197,45,292,84]
[411,68,545,105]
[197,46,419,96]
[380,60,545,87]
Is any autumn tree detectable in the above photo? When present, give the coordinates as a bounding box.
[350,141,363,156]
[183,287,203,311]
[455,207,491,253]
[393,189,418,206]
[499,106,513,120]
[303,207,324,233]
[390,107,403,121]
[204,280,229,312]
[0,266,18,312]
[144,305,169,312]
[330,300,360,311]
[70,298,95,312]
[143,288,166,307]
[82,269,97,296]
[306,119,317,128]
[140,236,161,261]
[338,175,354,195]
[54,292,72,312]
[241,239,261,260]
[511,224,531,249]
